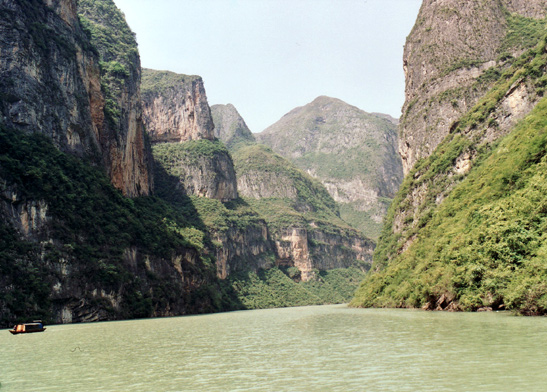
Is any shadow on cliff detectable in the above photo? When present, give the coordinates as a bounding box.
[152,161,246,311]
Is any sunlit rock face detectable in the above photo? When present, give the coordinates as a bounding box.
[400,0,547,174]
[141,69,215,143]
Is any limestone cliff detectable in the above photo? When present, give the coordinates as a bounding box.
[232,144,374,281]
[256,96,403,239]
[0,126,223,325]
[142,69,238,201]
[400,0,547,174]
[0,0,221,326]
[153,141,238,202]
[0,1,100,157]
[142,69,215,143]
[77,0,152,197]
[0,0,151,197]
[352,0,547,314]
[210,104,256,150]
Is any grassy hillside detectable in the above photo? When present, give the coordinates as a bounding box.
[352,36,547,315]
[256,96,402,239]
[228,267,367,309]
[232,144,345,228]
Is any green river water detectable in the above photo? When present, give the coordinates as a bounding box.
[2,304,547,391]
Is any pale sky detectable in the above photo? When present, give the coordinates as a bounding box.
[112,0,422,132]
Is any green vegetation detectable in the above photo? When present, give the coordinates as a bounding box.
[227,267,366,309]
[233,144,341,221]
[500,12,547,55]
[190,197,265,234]
[153,139,230,168]
[339,202,389,241]
[78,0,140,129]
[0,126,223,324]
[141,69,201,96]
[78,0,138,66]
[352,35,547,315]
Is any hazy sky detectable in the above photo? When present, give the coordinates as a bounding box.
[112,0,422,132]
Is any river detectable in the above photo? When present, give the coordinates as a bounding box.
[2,304,547,391]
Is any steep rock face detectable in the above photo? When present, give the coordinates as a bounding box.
[78,0,152,197]
[142,69,214,143]
[352,0,547,314]
[143,69,238,201]
[0,0,152,197]
[400,0,547,174]
[232,144,374,281]
[0,0,101,157]
[256,96,403,239]
[213,222,274,279]
[274,225,373,281]
[153,141,238,202]
[0,127,222,325]
[210,104,256,150]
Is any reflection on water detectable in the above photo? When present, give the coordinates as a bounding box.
[2,305,547,391]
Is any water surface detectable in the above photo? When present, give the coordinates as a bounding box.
[2,305,547,391]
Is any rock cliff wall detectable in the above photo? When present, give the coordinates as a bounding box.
[400,0,547,174]
[143,69,238,201]
[78,0,152,197]
[352,0,547,314]
[231,143,374,281]
[0,0,101,157]
[142,69,215,143]
[0,0,152,197]
[152,140,238,202]
[273,225,373,281]
[0,126,222,325]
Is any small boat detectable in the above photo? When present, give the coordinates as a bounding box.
[9,321,46,335]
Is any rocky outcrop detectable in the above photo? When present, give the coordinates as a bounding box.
[143,69,238,201]
[256,96,403,239]
[274,225,373,281]
[78,0,152,197]
[210,104,256,150]
[213,222,274,279]
[352,0,547,313]
[179,153,238,201]
[0,127,221,325]
[142,69,214,143]
[0,0,152,197]
[400,0,547,174]
[153,140,238,201]
[0,0,101,157]
[230,143,374,281]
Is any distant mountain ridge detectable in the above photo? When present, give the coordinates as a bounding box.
[211,104,256,150]
[211,102,374,281]
[255,96,403,239]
